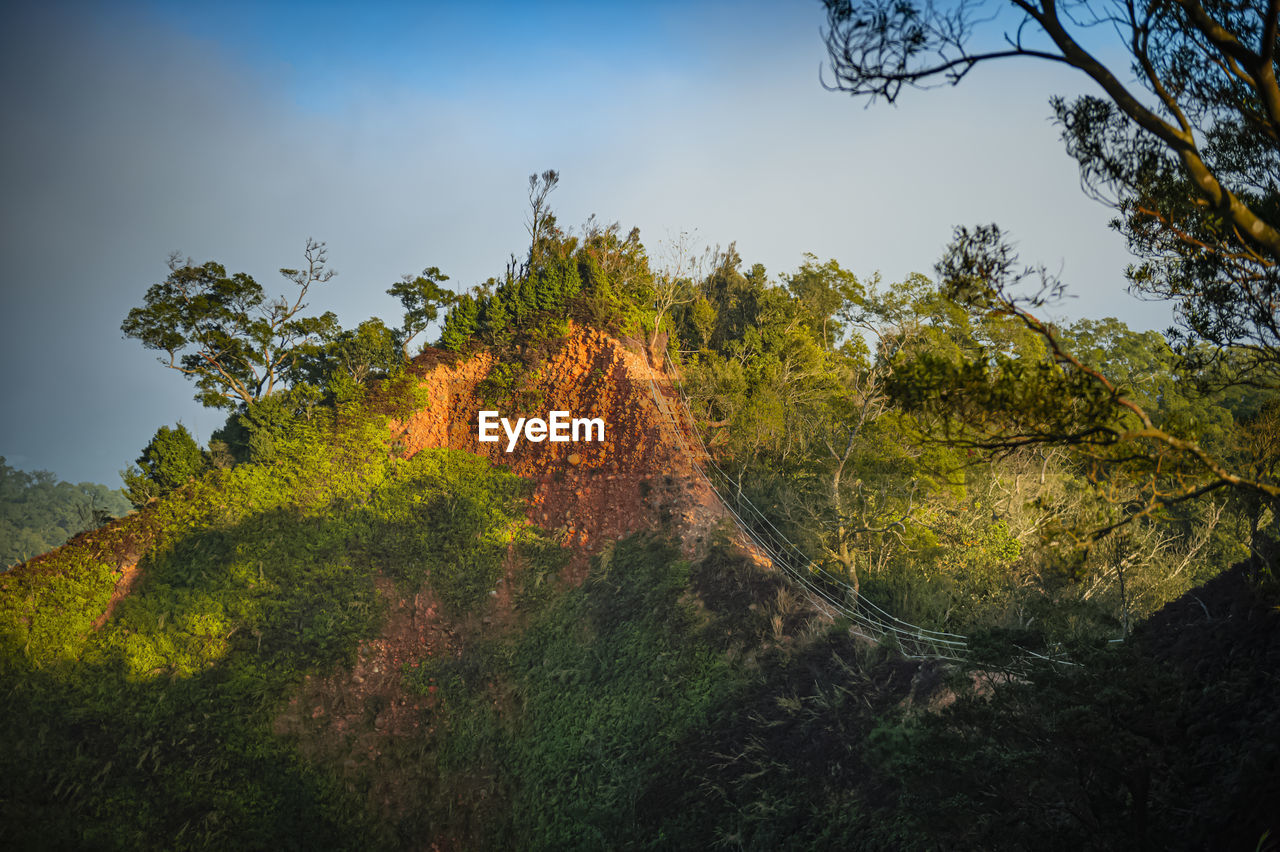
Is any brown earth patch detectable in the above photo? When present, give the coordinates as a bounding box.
[279,325,774,840]
[391,324,763,574]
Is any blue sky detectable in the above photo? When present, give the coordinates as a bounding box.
[1,0,1159,485]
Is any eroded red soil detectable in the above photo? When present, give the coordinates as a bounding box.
[391,326,753,573]
[280,326,769,843]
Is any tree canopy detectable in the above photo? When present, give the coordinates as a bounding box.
[387,267,452,358]
[0,458,130,567]
[122,239,340,409]
[822,0,1280,388]
[120,423,208,508]
[820,0,1280,530]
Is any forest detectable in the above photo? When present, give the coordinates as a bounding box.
[2,0,1279,848]
[0,458,131,569]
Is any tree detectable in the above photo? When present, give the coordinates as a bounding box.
[439,294,480,352]
[888,223,1280,531]
[821,1,1280,530]
[292,318,402,389]
[525,169,560,273]
[121,424,207,507]
[650,231,711,354]
[676,256,1050,628]
[821,0,1280,388]
[388,266,452,358]
[122,239,339,409]
[0,458,131,566]
[786,252,862,351]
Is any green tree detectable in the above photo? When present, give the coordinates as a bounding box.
[650,231,709,352]
[785,253,859,351]
[387,266,452,358]
[821,0,1280,388]
[121,424,208,507]
[122,239,339,409]
[0,458,131,567]
[481,290,515,348]
[439,293,480,352]
[293,318,402,390]
[900,224,1280,518]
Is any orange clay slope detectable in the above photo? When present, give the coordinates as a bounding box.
[392,323,767,578]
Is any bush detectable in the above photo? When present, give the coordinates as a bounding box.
[121,424,208,507]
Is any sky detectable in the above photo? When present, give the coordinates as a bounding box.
[0,0,1167,487]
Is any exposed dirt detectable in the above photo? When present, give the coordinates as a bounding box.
[8,325,773,846]
[273,576,450,826]
[90,560,144,631]
[390,325,759,574]
[280,325,772,843]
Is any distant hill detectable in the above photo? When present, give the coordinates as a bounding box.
[0,457,131,569]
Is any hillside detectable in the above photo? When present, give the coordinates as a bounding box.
[0,325,810,849]
[2,322,1277,850]
[392,326,753,568]
[267,327,795,836]
[2,325,762,641]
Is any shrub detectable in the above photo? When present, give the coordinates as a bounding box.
[121,424,207,507]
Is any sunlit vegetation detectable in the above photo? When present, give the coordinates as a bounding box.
[0,387,537,848]
[669,251,1263,642]
[3,154,1278,848]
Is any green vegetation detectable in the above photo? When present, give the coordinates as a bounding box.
[121,424,209,508]
[0,386,534,849]
[0,457,131,568]
[404,536,744,849]
[121,239,454,416]
[666,249,1259,642]
[4,293,1277,848]
[121,239,342,410]
[439,174,653,357]
[8,140,1278,848]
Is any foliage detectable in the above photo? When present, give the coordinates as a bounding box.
[820,0,1280,536]
[820,0,1280,367]
[864,572,1280,852]
[387,266,452,358]
[19,160,1280,849]
[671,245,1255,640]
[887,223,1280,540]
[0,458,131,568]
[122,239,340,409]
[0,386,530,849]
[121,424,209,508]
[290,317,404,394]
[439,293,480,353]
[208,387,322,467]
[402,536,774,850]
[436,172,656,359]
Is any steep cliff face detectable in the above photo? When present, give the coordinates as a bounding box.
[392,325,749,572]
[275,327,768,835]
